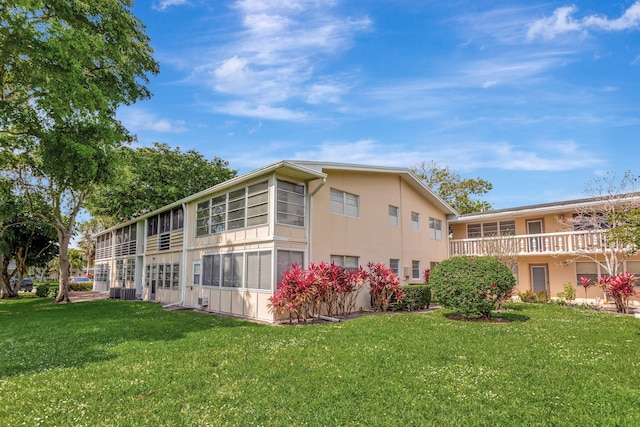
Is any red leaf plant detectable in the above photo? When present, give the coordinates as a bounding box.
[268,262,367,323]
[367,262,404,312]
[579,276,592,301]
[597,272,638,314]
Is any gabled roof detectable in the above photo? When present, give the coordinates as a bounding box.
[288,160,459,216]
[449,192,640,223]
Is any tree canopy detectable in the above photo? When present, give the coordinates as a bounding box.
[0,0,159,302]
[412,161,493,214]
[86,142,237,221]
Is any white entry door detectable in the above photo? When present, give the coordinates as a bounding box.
[527,220,543,252]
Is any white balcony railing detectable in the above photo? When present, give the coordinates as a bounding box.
[449,230,609,257]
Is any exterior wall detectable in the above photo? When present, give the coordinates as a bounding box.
[309,170,449,310]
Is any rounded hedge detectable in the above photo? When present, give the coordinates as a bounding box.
[430,256,515,318]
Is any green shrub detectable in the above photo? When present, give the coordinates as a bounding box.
[556,283,576,303]
[35,285,50,298]
[69,282,93,291]
[47,286,59,298]
[392,285,431,311]
[429,256,516,319]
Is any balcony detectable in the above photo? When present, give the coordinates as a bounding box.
[449,230,609,257]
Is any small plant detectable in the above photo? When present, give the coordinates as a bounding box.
[556,283,576,304]
[579,276,592,301]
[35,285,50,298]
[518,289,549,304]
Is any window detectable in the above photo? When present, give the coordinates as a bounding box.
[330,255,359,272]
[411,260,421,280]
[576,262,598,286]
[411,212,420,231]
[202,254,221,287]
[172,207,184,230]
[277,180,305,226]
[276,250,304,286]
[389,205,399,226]
[247,181,269,226]
[95,264,110,284]
[246,251,272,290]
[429,217,443,240]
[159,211,171,234]
[330,188,359,218]
[116,259,124,285]
[171,264,180,289]
[145,265,150,287]
[389,259,400,275]
[227,188,246,231]
[193,262,201,285]
[147,215,158,237]
[467,221,515,238]
[211,195,226,233]
[196,181,269,237]
[163,263,172,288]
[125,258,135,283]
[222,253,243,287]
[196,200,211,236]
[114,224,137,256]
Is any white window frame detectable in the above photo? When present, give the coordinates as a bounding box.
[411,260,421,280]
[330,188,360,218]
[192,261,201,285]
[411,211,420,232]
[330,255,360,272]
[389,205,399,227]
[389,259,400,276]
[429,217,443,240]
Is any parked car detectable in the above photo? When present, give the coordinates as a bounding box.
[69,276,93,284]
[9,277,34,292]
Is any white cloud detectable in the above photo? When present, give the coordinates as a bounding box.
[153,0,189,11]
[286,140,605,172]
[187,0,371,120]
[527,2,640,41]
[213,101,308,121]
[119,108,188,134]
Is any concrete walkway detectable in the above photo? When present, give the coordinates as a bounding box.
[69,291,109,302]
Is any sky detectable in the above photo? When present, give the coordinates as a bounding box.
[120,0,640,210]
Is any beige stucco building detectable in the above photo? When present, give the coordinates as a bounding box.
[448,194,640,305]
[93,161,456,322]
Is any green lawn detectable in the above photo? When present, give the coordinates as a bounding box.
[1,298,639,426]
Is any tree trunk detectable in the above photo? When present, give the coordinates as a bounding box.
[55,231,71,303]
[0,256,19,299]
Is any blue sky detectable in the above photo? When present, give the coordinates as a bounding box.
[121,0,640,209]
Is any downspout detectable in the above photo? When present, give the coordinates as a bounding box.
[307,177,327,265]
[179,202,188,308]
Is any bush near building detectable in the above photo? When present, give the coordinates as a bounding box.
[429,256,515,319]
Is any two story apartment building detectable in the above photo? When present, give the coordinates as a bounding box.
[448,194,640,303]
[93,161,456,322]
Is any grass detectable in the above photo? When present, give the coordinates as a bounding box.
[1,298,639,426]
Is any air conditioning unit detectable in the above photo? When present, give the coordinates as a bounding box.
[197,297,209,307]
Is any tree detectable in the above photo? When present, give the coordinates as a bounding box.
[412,161,493,214]
[556,171,640,277]
[86,142,237,221]
[0,1,159,302]
[0,181,57,298]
